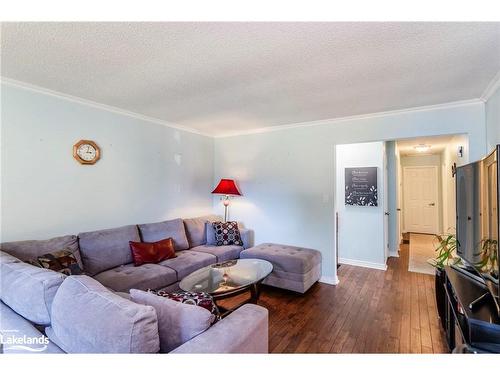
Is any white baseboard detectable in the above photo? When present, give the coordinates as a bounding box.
[339,257,388,271]
[388,251,400,258]
[319,276,339,285]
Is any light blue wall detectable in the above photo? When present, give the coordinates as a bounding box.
[1,79,492,283]
[214,102,487,281]
[1,83,214,242]
[336,142,386,268]
[486,85,500,151]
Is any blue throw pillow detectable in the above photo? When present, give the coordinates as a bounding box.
[205,222,217,245]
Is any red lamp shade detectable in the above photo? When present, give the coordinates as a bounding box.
[211,179,242,196]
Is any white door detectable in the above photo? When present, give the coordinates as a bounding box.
[403,166,439,234]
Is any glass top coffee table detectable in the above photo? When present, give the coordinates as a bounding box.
[179,258,273,314]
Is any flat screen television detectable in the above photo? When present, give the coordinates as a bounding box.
[456,145,499,314]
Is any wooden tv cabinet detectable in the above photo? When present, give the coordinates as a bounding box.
[443,266,500,353]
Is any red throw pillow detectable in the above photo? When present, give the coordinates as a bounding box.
[129,237,176,266]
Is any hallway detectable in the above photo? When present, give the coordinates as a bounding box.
[408,233,438,275]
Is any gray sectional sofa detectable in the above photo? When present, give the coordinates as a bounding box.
[1,215,252,294]
[0,215,268,354]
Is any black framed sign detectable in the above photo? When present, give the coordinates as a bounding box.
[345,167,378,206]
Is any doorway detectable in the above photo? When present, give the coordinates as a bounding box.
[394,134,469,275]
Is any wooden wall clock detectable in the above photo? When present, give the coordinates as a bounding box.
[73,140,100,165]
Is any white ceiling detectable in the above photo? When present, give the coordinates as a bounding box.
[397,135,457,156]
[1,22,499,136]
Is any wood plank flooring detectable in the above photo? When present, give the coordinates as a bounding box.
[220,241,448,353]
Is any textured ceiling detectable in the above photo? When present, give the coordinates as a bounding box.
[1,22,499,136]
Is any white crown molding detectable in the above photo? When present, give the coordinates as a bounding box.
[2,76,487,139]
[319,276,339,285]
[480,69,500,102]
[339,257,388,271]
[0,77,212,138]
[214,98,483,138]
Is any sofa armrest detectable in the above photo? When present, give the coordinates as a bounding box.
[239,228,254,249]
[170,304,268,353]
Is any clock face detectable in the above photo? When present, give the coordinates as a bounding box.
[73,140,100,164]
[76,143,97,161]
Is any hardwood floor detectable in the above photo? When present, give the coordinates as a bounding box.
[220,242,448,353]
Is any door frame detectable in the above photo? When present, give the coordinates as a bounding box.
[402,165,440,234]
[383,143,389,262]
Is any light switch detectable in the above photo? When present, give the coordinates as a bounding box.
[174,153,182,166]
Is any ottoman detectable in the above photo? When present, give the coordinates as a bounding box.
[240,243,321,293]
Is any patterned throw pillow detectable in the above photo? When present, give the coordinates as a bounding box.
[28,249,84,276]
[148,290,220,322]
[212,221,243,246]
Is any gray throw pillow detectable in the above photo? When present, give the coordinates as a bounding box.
[205,222,217,246]
[130,289,213,353]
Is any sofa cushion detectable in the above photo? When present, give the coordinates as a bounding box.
[0,250,21,264]
[30,249,84,276]
[0,301,64,354]
[183,215,221,248]
[138,218,189,251]
[78,225,140,276]
[0,235,82,268]
[188,245,243,263]
[46,276,159,353]
[130,238,176,266]
[0,261,66,325]
[130,289,212,353]
[93,263,177,292]
[240,243,322,274]
[158,250,216,280]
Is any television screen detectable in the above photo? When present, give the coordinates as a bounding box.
[456,145,499,304]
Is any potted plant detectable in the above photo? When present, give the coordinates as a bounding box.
[476,238,499,277]
[428,233,461,327]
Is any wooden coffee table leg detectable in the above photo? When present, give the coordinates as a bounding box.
[250,282,261,303]
[213,283,263,318]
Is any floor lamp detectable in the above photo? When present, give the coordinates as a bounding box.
[211,179,242,222]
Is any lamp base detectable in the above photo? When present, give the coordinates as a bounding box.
[223,195,230,222]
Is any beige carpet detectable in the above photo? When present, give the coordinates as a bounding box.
[408,233,437,275]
